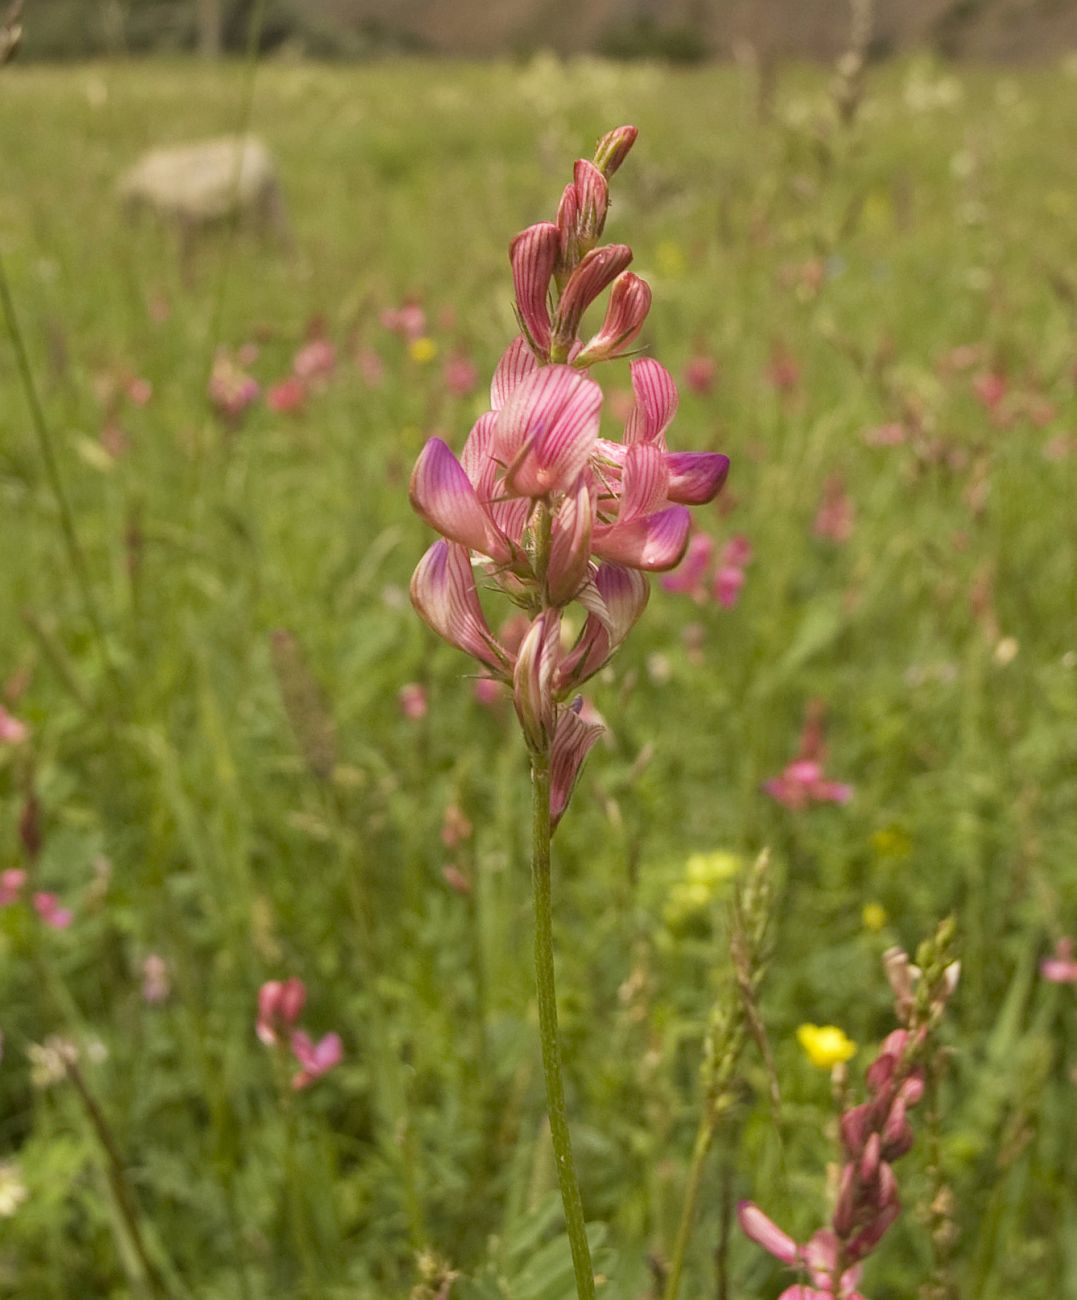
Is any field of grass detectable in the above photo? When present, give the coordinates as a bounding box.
[1,53,1076,1300]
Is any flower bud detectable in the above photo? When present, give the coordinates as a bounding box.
[513,610,561,752]
[509,222,561,356]
[551,245,633,356]
[575,272,651,365]
[593,124,638,177]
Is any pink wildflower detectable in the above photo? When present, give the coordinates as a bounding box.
[399,682,428,721]
[0,868,26,907]
[764,702,853,809]
[1041,937,1077,984]
[972,370,1007,411]
[813,475,855,543]
[443,352,480,397]
[293,338,336,384]
[267,375,307,414]
[381,301,427,341]
[0,705,29,745]
[683,353,717,395]
[256,978,306,1047]
[291,1030,343,1090]
[713,564,746,608]
[722,534,753,567]
[141,954,171,1004]
[125,376,153,406]
[208,351,260,423]
[32,892,73,930]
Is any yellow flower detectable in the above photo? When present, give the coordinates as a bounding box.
[796,1023,857,1070]
[662,851,741,934]
[862,902,888,933]
[408,336,438,365]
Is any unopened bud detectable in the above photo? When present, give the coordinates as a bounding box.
[593,124,639,177]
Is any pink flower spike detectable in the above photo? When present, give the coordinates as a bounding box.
[575,273,652,365]
[0,705,29,745]
[291,1030,343,1090]
[512,610,561,751]
[409,437,511,563]
[593,124,638,177]
[665,451,730,505]
[491,335,540,411]
[661,531,714,595]
[552,245,633,352]
[737,1201,800,1266]
[509,222,561,355]
[257,977,307,1046]
[410,540,509,675]
[267,375,307,414]
[592,505,691,572]
[33,892,73,930]
[547,478,594,606]
[0,868,27,906]
[399,682,428,721]
[1041,937,1077,983]
[713,564,746,608]
[497,366,603,499]
[550,700,605,830]
[624,357,679,445]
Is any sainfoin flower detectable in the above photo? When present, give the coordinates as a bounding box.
[764,701,852,809]
[256,977,307,1046]
[290,1030,343,1090]
[33,892,73,930]
[408,125,729,825]
[1040,937,1077,984]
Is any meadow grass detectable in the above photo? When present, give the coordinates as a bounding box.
[1,54,1075,1299]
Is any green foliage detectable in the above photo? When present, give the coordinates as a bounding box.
[0,53,1075,1300]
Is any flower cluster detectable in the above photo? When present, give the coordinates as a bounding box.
[740,932,959,1298]
[408,126,730,821]
[0,870,73,930]
[256,978,342,1091]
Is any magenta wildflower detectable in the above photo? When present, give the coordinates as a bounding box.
[407,126,730,827]
[290,1030,343,1090]
[32,892,73,930]
[1041,937,1077,984]
[0,705,28,745]
[256,977,306,1047]
[0,868,26,907]
[764,702,853,809]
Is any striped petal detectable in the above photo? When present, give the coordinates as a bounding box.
[547,477,594,606]
[552,244,633,352]
[592,505,691,571]
[509,222,560,356]
[665,451,730,504]
[558,563,648,688]
[512,609,561,750]
[550,700,604,830]
[410,540,508,674]
[575,272,651,365]
[410,437,510,563]
[572,159,608,241]
[496,365,602,499]
[491,336,538,411]
[624,357,678,445]
[620,441,669,521]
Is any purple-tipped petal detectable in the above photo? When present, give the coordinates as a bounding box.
[547,477,594,606]
[738,1202,801,1266]
[551,244,633,352]
[410,540,508,674]
[625,357,679,445]
[491,336,539,411]
[510,223,560,355]
[512,609,561,750]
[619,442,669,521]
[410,438,510,563]
[665,451,731,504]
[575,272,651,365]
[497,365,602,499]
[550,701,604,829]
[592,505,691,571]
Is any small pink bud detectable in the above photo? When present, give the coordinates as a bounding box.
[0,868,27,907]
[592,124,638,177]
[512,610,561,751]
[552,245,633,353]
[575,272,651,365]
[509,223,561,355]
[572,159,609,245]
[713,564,746,608]
[257,977,307,1046]
[737,1201,800,1266]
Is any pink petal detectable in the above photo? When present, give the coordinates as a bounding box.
[551,244,633,351]
[509,222,560,354]
[410,437,510,563]
[410,540,508,674]
[558,562,649,689]
[550,701,604,829]
[592,505,691,571]
[619,442,670,521]
[576,272,651,364]
[665,451,730,505]
[497,366,602,499]
[572,159,608,241]
[556,183,580,265]
[624,357,678,445]
[512,610,561,750]
[737,1201,800,1266]
[661,531,714,594]
[547,477,594,606]
[713,565,746,608]
[491,336,539,411]
[778,1289,831,1300]
[592,124,638,177]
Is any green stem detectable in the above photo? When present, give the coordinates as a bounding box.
[663,1113,716,1300]
[531,751,595,1300]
